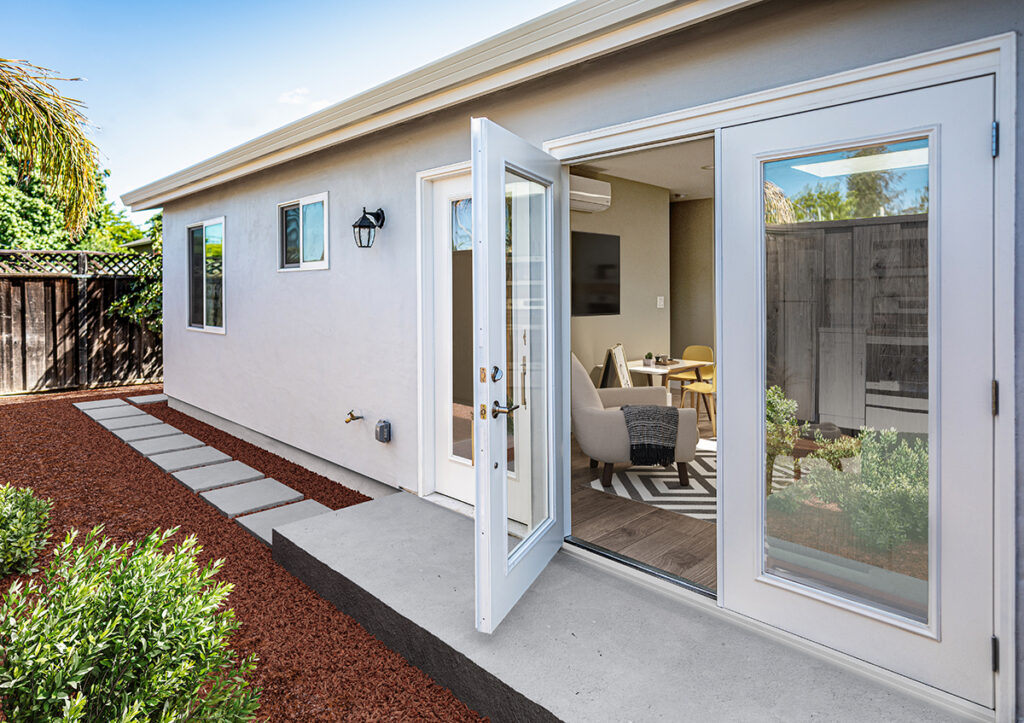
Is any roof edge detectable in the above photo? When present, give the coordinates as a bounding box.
[122,0,762,210]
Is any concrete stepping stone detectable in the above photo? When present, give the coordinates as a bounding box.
[201,479,303,519]
[130,434,203,456]
[101,414,163,431]
[127,393,168,405]
[86,405,146,421]
[74,398,128,411]
[149,446,230,473]
[173,460,265,492]
[112,423,181,442]
[237,500,331,545]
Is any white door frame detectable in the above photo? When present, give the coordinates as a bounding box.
[417,160,472,501]
[541,33,1016,721]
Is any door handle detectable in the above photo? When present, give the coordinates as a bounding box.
[492,400,520,418]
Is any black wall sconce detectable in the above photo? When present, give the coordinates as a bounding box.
[352,207,385,248]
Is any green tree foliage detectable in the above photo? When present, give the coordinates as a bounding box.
[789,145,925,222]
[0,484,51,577]
[0,527,260,722]
[109,212,163,335]
[0,152,141,251]
[791,181,851,222]
[0,58,100,237]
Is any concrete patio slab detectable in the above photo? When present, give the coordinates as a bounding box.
[86,405,146,421]
[173,460,265,492]
[148,446,231,473]
[100,414,163,430]
[237,500,331,545]
[112,423,181,442]
[201,478,302,518]
[127,393,168,405]
[274,493,962,723]
[130,433,204,456]
[73,398,128,411]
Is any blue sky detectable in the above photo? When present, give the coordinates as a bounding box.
[2,0,569,222]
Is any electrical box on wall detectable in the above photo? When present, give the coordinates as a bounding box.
[375,420,392,444]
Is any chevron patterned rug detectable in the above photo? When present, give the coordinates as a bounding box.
[588,441,798,523]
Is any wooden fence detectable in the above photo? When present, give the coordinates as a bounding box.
[0,250,162,395]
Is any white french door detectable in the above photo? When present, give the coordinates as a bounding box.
[719,78,995,705]
[471,118,568,633]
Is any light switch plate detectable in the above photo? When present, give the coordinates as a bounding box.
[656,296,665,309]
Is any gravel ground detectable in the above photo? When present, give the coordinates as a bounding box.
[0,386,483,722]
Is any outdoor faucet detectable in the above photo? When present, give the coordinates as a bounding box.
[345,410,364,424]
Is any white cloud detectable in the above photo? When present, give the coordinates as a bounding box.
[277,87,311,104]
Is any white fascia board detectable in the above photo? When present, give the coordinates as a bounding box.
[121,0,763,210]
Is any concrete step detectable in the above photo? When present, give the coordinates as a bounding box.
[273,493,961,723]
[127,393,168,405]
[130,433,204,456]
[100,414,163,431]
[148,446,231,473]
[201,478,302,518]
[73,399,129,411]
[237,500,331,545]
[173,460,264,492]
[85,405,146,421]
[112,423,181,442]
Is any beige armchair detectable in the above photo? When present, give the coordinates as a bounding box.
[571,354,698,488]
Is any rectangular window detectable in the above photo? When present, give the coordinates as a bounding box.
[187,217,225,332]
[278,192,328,270]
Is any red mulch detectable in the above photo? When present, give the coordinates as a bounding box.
[0,386,484,722]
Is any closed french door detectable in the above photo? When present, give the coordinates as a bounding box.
[471,118,568,633]
[719,78,995,705]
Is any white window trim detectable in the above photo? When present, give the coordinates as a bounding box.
[186,216,226,334]
[277,192,329,271]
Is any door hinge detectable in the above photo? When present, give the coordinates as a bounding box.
[992,121,999,158]
[992,379,999,416]
[992,636,1000,672]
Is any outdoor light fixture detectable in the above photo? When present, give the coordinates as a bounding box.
[352,207,385,248]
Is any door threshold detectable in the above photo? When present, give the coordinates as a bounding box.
[564,535,715,600]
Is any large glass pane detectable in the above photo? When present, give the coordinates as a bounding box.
[504,170,549,555]
[762,138,930,623]
[188,226,204,327]
[301,201,324,263]
[450,198,474,463]
[204,222,224,328]
[281,205,300,267]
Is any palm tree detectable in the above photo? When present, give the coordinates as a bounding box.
[0,58,99,237]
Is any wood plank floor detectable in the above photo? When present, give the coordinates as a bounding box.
[570,404,718,591]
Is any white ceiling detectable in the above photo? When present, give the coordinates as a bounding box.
[574,136,715,200]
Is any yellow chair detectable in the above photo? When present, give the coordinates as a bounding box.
[668,345,716,437]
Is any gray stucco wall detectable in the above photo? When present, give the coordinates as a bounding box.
[159,0,1023,710]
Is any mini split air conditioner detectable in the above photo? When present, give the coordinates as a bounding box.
[569,174,611,213]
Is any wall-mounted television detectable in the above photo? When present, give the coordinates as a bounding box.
[571,232,620,317]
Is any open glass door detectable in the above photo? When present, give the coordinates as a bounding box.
[719,78,995,705]
[472,118,567,633]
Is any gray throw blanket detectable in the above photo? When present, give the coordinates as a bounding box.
[621,405,678,466]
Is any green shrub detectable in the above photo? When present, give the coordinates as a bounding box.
[805,428,929,550]
[0,527,260,722]
[0,484,51,576]
[765,385,805,495]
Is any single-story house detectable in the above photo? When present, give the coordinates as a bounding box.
[123,0,1022,719]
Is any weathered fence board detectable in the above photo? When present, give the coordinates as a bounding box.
[0,251,162,395]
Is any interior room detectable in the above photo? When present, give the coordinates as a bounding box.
[567,137,720,593]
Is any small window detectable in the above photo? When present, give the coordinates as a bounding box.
[279,192,328,270]
[187,217,225,332]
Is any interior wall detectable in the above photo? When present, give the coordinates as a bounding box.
[669,199,716,357]
[570,174,671,379]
